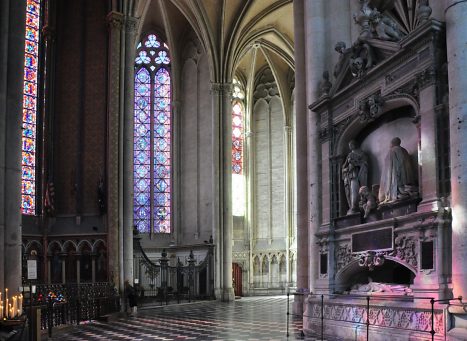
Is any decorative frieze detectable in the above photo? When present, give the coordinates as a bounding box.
[306,299,444,335]
[335,244,353,273]
[391,235,418,268]
[232,252,249,261]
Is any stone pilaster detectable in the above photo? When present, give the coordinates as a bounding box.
[211,82,234,302]
[105,10,123,287]
[0,0,9,291]
[445,0,467,301]
[305,0,326,294]
[1,0,26,293]
[245,130,254,290]
[293,0,309,315]
[171,100,181,246]
[210,84,222,299]
[283,125,293,286]
[122,16,138,285]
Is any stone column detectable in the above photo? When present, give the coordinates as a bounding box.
[210,84,222,299]
[61,255,66,284]
[105,11,123,287]
[171,101,181,246]
[0,0,8,291]
[245,130,254,293]
[211,83,234,302]
[283,125,292,287]
[222,82,234,302]
[92,256,96,283]
[76,258,80,284]
[47,258,51,283]
[122,16,138,285]
[293,0,309,312]
[3,0,26,293]
[445,0,467,300]
[305,0,326,293]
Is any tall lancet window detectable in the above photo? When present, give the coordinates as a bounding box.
[21,0,42,215]
[134,34,172,234]
[232,78,245,216]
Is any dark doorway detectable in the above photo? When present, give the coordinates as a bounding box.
[232,263,242,296]
[199,268,207,296]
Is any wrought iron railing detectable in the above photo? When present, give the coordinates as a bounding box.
[133,238,215,304]
[23,282,119,337]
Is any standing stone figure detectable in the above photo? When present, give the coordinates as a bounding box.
[342,140,368,214]
[378,137,417,204]
[333,41,350,79]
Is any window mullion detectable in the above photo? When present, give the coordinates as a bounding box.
[149,64,155,237]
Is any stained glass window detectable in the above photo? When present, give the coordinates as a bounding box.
[134,34,171,233]
[232,102,243,175]
[232,79,245,216]
[22,0,42,215]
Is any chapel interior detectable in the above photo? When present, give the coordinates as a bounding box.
[1,0,467,340]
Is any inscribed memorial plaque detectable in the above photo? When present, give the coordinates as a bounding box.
[351,228,393,252]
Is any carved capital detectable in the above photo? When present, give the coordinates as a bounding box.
[416,66,437,90]
[42,25,56,41]
[210,82,233,95]
[106,11,124,30]
[317,237,329,253]
[125,16,138,33]
[244,131,254,138]
[319,127,330,143]
[171,100,181,110]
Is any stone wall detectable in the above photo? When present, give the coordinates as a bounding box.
[54,0,107,217]
[179,39,213,245]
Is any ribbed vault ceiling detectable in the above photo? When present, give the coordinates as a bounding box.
[135,0,294,88]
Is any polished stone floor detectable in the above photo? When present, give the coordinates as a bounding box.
[53,296,324,340]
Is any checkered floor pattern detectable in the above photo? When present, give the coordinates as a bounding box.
[53,296,326,340]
